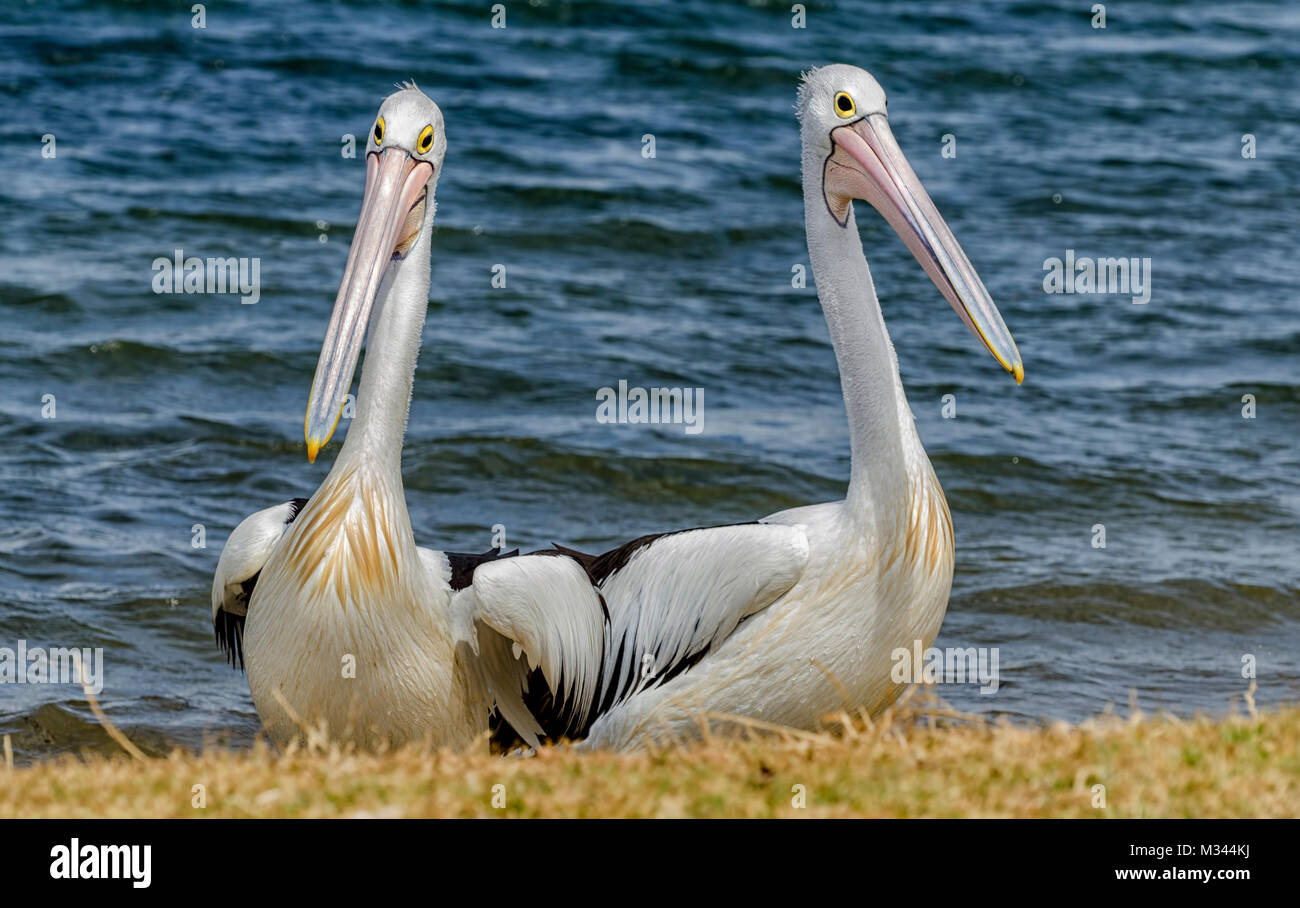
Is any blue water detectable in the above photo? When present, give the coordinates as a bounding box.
[0,0,1296,762]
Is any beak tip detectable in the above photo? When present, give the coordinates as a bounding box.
[306,438,321,463]
[1013,361,1024,385]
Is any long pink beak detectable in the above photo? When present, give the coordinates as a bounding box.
[305,148,432,461]
[828,114,1023,383]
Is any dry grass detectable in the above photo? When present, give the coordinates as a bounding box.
[3,690,1296,818]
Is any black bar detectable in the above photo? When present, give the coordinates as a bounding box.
[4,819,1279,893]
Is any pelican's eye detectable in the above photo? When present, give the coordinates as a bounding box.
[373,116,386,146]
[834,92,856,118]
[417,124,435,155]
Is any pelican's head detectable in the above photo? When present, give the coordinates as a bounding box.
[305,83,447,461]
[798,64,1023,384]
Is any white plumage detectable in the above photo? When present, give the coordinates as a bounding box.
[212,67,1021,751]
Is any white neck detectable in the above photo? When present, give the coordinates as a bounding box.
[335,206,435,483]
[801,139,919,521]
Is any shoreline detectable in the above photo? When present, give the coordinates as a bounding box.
[4,697,1295,819]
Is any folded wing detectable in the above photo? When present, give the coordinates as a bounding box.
[455,522,809,745]
[210,498,308,668]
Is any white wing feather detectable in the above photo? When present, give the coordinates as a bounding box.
[455,523,809,741]
[211,500,302,622]
[595,523,809,708]
[454,554,607,744]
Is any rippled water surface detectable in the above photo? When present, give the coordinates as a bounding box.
[1,0,1297,762]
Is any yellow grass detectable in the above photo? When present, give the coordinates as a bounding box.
[3,691,1297,818]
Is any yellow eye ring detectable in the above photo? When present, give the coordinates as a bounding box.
[833,92,856,118]
[373,116,385,145]
[417,124,435,154]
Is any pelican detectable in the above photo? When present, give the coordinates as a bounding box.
[216,84,620,748]
[212,67,1022,751]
